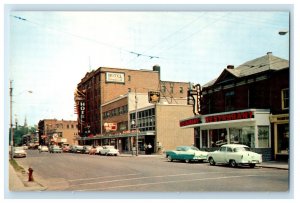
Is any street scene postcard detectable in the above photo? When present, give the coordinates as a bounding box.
[5,4,292,199]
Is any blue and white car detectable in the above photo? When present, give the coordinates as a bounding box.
[165,146,208,163]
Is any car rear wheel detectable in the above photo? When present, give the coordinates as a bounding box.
[167,155,173,162]
[209,157,215,166]
[249,163,256,168]
[229,160,237,167]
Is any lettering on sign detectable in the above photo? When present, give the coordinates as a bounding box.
[180,118,201,127]
[205,111,254,123]
[79,101,86,122]
[106,72,125,83]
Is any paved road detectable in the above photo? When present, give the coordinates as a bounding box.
[15,150,289,192]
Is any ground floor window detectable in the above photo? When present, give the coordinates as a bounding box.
[208,129,227,147]
[277,123,289,154]
[229,127,255,148]
[258,126,270,147]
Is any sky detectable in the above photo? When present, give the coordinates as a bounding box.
[5,7,290,127]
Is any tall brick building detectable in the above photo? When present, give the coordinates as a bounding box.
[75,66,192,153]
[180,52,289,161]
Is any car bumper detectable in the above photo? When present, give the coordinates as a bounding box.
[14,153,26,158]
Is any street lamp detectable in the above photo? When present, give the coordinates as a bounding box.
[278,30,288,35]
[9,80,33,159]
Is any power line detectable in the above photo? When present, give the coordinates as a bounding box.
[11,15,160,61]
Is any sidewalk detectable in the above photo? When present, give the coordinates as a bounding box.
[8,162,47,192]
[258,161,289,170]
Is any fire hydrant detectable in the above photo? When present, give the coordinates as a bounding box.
[28,167,34,182]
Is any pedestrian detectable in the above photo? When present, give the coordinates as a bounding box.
[147,143,152,154]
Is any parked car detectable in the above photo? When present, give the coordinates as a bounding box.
[62,145,70,152]
[49,145,62,153]
[13,147,27,158]
[23,145,28,150]
[165,146,208,163]
[83,145,93,154]
[39,145,49,152]
[70,145,84,153]
[95,146,103,154]
[207,144,262,168]
[99,146,119,156]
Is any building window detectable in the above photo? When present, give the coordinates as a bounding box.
[282,88,289,110]
[161,85,166,93]
[225,91,235,111]
[170,86,174,93]
[229,127,255,148]
[128,88,131,92]
[258,126,269,148]
[179,87,183,93]
[128,75,131,81]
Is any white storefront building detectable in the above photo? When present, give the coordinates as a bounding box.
[180,109,272,160]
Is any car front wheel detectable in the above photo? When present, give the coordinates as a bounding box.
[229,160,237,167]
[167,155,173,162]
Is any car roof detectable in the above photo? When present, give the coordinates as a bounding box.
[221,144,249,148]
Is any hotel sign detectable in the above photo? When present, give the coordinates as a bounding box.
[106,72,125,83]
[205,111,254,123]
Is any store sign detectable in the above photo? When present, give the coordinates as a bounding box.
[79,101,86,123]
[148,91,160,103]
[205,111,254,123]
[106,72,125,83]
[104,123,117,131]
[180,118,201,127]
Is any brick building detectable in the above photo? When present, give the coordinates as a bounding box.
[180,52,289,161]
[75,65,190,136]
[75,65,194,153]
[38,119,78,146]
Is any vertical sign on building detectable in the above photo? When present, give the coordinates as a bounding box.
[74,88,86,136]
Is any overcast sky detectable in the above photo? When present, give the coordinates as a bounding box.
[6,8,289,126]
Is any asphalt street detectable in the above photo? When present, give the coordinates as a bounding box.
[12,150,289,193]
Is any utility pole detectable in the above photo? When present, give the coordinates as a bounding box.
[10,80,14,159]
[135,89,138,156]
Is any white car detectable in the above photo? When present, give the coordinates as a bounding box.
[13,147,27,158]
[39,145,49,152]
[207,144,262,168]
[99,146,119,156]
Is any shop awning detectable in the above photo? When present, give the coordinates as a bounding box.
[181,118,256,130]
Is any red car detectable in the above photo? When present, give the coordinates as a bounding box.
[62,145,70,152]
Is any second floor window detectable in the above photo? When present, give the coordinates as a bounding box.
[225,91,235,111]
[282,88,289,109]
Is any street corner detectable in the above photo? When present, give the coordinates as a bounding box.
[9,163,47,192]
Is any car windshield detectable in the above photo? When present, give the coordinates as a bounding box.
[189,146,200,151]
[234,147,250,152]
[14,147,24,151]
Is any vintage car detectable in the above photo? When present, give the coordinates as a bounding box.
[39,145,49,152]
[13,147,27,158]
[49,145,62,153]
[165,146,208,163]
[207,144,262,168]
[99,145,119,156]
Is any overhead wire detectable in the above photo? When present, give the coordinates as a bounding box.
[11,15,160,61]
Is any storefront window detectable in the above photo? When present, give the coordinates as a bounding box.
[229,127,255,148]
[201,130,208,148]
[209,129,227,147]
[277,124,289,154]
[258,126,269,148]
